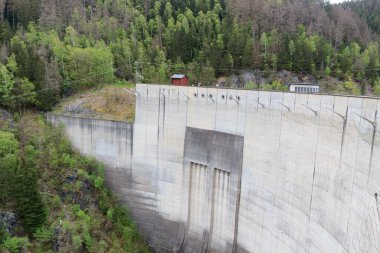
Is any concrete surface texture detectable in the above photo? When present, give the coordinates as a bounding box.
[48,84,380,253]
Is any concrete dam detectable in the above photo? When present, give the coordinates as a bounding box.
[48,84,380,253]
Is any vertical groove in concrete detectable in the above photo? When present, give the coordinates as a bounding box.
[232,163,242,253]
[367,110,377,185]
[306,95,322,251]
[338,107,348,169]
[344,98,363,247]
[207,169,217,253]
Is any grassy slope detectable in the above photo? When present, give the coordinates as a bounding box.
[54,82,136,122]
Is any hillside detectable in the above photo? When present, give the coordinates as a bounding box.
[0,114,150,253]
[54,83,136,122]
[0,0,380,115]
[342,0,380,35]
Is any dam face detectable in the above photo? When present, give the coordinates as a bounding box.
[48,84,380,253]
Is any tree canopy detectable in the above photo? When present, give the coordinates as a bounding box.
[0,0,379,110]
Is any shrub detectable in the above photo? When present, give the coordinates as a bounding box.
[94,176,104,189]
[72,235,82,250]
[34,227,54,242]
[2,237,30,253]
[77,168,90,180]
[271,80,287,91]
[325,66,331,76]
[0,226,8,244]
[261,83,273,91]
[373,79,380,96]
[98,240,108,253]
[344,78,361,95]
[245,81,258,89]
[82,225,94,250]
[51,195,62,210]
[107,209,114,220]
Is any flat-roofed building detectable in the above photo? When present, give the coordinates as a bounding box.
[289,83,320,93]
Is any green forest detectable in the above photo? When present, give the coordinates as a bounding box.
[0,0,380,111]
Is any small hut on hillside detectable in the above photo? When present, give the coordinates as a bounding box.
[171,74,189,86]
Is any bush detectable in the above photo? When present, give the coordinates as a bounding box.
[107,209,114,220]
[0,226,8,244]
[82,225,94,250]
[34,227,54,242]
[2,237,30,253]
[245,81,258,89]
[271,80,287,91]
[98,240,108,253]
[344,78,361,95]
[51,195,62,210]
[72,235,82,250]
[261,83,272,91]
[94,176,104,189]
[373,79,380,96]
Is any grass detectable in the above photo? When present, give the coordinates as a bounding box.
[109,80,135,88]
[54,82,136,122]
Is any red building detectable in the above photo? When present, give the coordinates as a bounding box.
[171,74,189,86]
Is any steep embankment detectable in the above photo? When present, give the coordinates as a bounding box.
[0,114,150,253]
[54,84,136,122]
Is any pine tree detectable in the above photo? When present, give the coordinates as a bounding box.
[14,145,46,235]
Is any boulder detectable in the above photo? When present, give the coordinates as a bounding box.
[0,212,17,236]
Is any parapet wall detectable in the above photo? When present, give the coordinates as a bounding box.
[48,84,380,253]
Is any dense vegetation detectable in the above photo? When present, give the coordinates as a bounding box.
[0,114,150,253]
[0,0,380,111]
[343,0,380,35]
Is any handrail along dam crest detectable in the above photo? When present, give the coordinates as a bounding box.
[48,84,380,253]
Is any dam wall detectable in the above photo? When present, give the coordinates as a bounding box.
[48,84,380,253]
[46,115,134,196]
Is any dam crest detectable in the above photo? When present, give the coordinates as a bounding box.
[48,84,380,253]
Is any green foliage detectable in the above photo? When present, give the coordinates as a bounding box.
[4,116,151,252]
[66,44,115,88]
[0,64,15,106]
[325,66,331,76]
[373,79,380,96]
[0,124,47,237]
[271,80,284,91]
[0,54,37,111]
[107,209,114,220]
[14,145,47,235]
[1,237,30,253]
[72,235,82,250]
[33,227,54,242]
[246,81,258,90]
[12,78,38,110]
[0,0,378,98]
[1,115,151,252]
[98,240,108,253]
[0,131,19,206]
[94,176,105,189]
[260,80,287,91]
[0,225,7,244]
[343,78,361,95]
